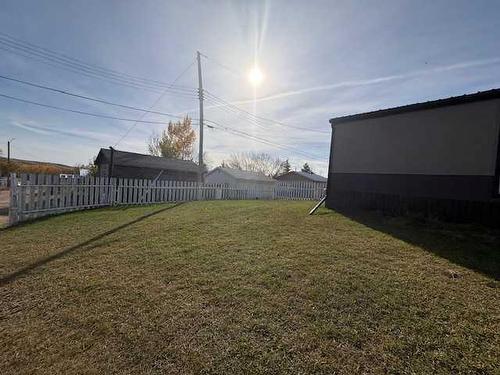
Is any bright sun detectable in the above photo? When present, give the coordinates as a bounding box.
[248,66,263,86]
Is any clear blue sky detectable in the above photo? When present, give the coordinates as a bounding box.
[0,0,499,175]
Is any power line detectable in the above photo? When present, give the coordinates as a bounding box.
[204,93,329,137]
[205,118,324,160]
[204,90,330,134]
[208,122,323,161]
[199,52,244,77]
[114,58,198,147]
[198,52,329,135]
[0,36,198,95]
[0,73,189,119]
[0,32,196,91]
[0,43,196,97]
[203,94,273,133]
[0,92,187,125]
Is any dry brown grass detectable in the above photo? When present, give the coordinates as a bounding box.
[0,159,78,176]
[0,201,499,374]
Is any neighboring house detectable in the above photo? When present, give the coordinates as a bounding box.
[275,171,327,185]
[205,167,276,199]
[95,148,199,181]
[326,89,500,226]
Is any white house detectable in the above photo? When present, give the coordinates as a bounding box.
[205,167,276,199]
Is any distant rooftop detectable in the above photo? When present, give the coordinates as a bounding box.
[210,167,275,182]
[96,149,199,173]
[277,171,327,182]
[330,88,500,125]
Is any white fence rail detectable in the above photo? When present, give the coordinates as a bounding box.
[8,173,326,225]
[0,177,8,188]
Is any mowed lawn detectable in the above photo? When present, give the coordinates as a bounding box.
[0,201,499,374]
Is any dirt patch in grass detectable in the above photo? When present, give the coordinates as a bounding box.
[1,201,499,374]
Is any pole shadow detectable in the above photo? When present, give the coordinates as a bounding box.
[0,203,184,286]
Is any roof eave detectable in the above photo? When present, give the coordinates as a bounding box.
[329,88,500,126]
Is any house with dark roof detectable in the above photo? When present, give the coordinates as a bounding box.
[205,167,276,199]
[95,148,199,181]
[327,89,500,226]
[275,171,327,185]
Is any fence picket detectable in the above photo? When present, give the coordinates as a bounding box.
[8,173,326,224]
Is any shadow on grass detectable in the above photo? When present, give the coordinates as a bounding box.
[0,203,184,286]
[333,209,500,281]
[0,203,169,233]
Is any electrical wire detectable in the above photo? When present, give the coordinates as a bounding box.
[114,58,198,147]
[0,74,189,119]
[0,32,196,90]
[199,52,329,134]
[204,91,330,134]
[0,43,196,97]
[199,52,244,77]
[0,92,184,125]
[0,34,198,95]
[203,95,273,133]
[205,118,324,160]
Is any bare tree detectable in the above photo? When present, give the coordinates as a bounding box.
[224,152,284,177]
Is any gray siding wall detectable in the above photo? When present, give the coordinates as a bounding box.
[205,169,276,199]
[331,99,500,176]
[206,169,276,189]
[205,169,237,185]
[327,98,500,225]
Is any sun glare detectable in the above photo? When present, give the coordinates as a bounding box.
[248,66,263,86]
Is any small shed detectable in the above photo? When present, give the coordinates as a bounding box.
[95,148,199,182]
[205,167,276,199]
[275,171,327,185]
[326,89,500,226]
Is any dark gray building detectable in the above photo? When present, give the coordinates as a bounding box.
[95,148,199,181]
[327,89,500,225]
[275,171,327,184]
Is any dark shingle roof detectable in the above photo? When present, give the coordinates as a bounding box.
[96,149,198,173]
[330,88,500,125]
[277,171,327,182]
[209,167,275,182]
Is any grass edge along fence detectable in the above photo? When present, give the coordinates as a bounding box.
[8,173,326,225]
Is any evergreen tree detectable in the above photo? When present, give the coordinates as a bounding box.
[301,163,313,174]
[281,159,291,174]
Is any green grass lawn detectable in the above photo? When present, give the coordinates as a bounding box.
[1,201,499,374]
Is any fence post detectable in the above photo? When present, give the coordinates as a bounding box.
[8,173,18,226]
[110,178,116,206]
[215,184,222,200]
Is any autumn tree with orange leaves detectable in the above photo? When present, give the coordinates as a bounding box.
[148,116,196,160]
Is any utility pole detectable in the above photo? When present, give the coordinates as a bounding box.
[7,138,14,163]
[108,146,114,181]
[196,51,204,184]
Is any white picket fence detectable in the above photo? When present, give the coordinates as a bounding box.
[0,177,8,188]
[8,173,326,225]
